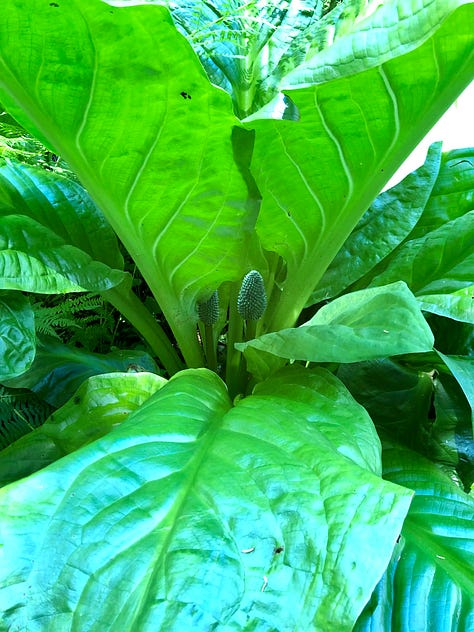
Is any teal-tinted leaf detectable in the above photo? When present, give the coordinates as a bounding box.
[0,1,254,365]
[438,352,474,430]
[309,142,443,304]
[0,367,412,630]
[369,211,474,295]
[238,282,434,364]
[3,337,158,407]
[418,286,474,324]
[0,158,123,269]
[0,371,166,488]
[0,290,35,380]
[360,441,474,632]
[253,365,382,473]
[0,214,127,293]
[246,1,474,331]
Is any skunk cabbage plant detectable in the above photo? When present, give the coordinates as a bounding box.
[0,0,473,629]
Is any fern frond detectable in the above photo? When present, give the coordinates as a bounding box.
[0,386,53,449]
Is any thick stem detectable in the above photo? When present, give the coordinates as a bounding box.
[226,284,245,398]
[102,281,184,376]
[203,323,218,373]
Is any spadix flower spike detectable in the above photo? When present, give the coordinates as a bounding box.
[197,290,219,325]
[237,270,267,321]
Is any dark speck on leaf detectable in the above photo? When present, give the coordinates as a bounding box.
[180,91,192,100]
[274,546,284,554]
[49,2,59,6]
[73,396,81,405]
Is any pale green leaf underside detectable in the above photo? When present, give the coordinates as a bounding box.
[238,282,434,364]
[282,0,470,87]
[0,0,254,356]
[0,367,412,631]
[0,371,166,488]
[246,2,474,331]
[0,291,35,380]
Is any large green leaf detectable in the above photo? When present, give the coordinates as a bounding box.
[337,358,435,450]
[0,371,166,487]
[355,441,474,631]
[0,367,412,630]
[0,0,254,365]
[438,352,474,431]
[0,158,123,269]
[0,290,35,380]
[238,282,434,366]
[3,337,158,406]
[337,359,473,488]
[369,211,474,295]
[409,147,474,239]
[245,0,474,331]
[309,142,444,304]
[417,286,474,325]
[0,214,127,293]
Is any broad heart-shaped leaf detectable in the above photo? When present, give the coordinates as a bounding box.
[0,367,413,631]
[0,214,127,293]
[308,142,443,305]
[2,337,159,407]
[245,1,474,332]
[355,441,474,632]
[238,282,434,367]
[0,1,255,366]
[0,291,35,380]
[0,372,166,488]
[0,158,123,269]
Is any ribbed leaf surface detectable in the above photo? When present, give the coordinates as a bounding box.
[0,372,166,487]
[355,442,474,631]
[0,367,412,631]
[0,0,254,362]
[0,291,34,379]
